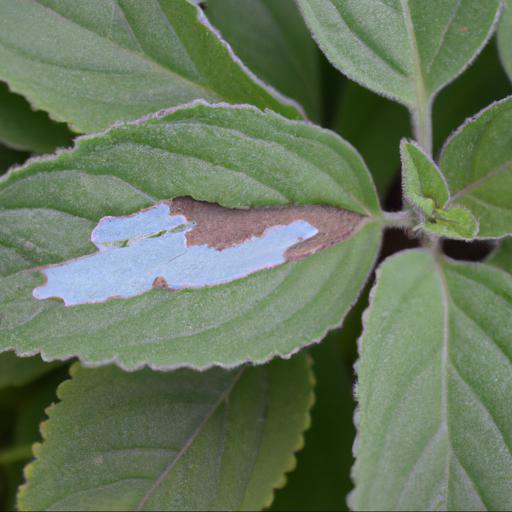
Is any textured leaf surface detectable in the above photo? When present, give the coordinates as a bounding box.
[18,354,314,511]
[297,0,500,111]
[333,82,410,196]
[352,249,512,511]
[440,97,512,238]
[206,0,321,120]
[400,140,448,216]
[424,205,478,240]
[434,40,511,152]
[488,238,512,274]
[0,102,381,370]
[0,82,72,154]
[0,0,301,133]
[498,0,512,82]
[0,352,60,389]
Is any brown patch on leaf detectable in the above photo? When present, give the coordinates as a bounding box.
[167,197,363,261]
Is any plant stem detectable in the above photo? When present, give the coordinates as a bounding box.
[382,210,413,228]
[412,100,433,156]
[0,444,33,465]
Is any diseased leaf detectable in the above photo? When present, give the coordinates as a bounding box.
[0,0,301,133]
[498,0,512,82]
[206,0,321,120]
[18,353,314,511]
[487,237,512,274]
[352,250,512,511]
[440,96,512,238]
[0,82,72,154]
[400,140,449,216]
[333,81,411,197]
[0,352,61,389]
[0,102,382,370]
[298,0,500,149]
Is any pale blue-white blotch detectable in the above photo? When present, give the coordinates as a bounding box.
[33,199,362,306]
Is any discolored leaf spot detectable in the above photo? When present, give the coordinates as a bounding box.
[33,198,362,307]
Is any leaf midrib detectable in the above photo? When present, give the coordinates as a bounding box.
[135,368,245,510]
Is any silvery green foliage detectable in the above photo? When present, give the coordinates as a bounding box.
[18,354,314,511]
[498,0,512,82]
[0,102,381,371]
[0,0,302,133]
[0,2,511,511]
[353,250,512,511]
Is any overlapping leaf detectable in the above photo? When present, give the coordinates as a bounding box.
[18,353,313,511]
[488,238,512,274]
[0,102,381,370]
[0,0,301,133]
[206,0,321,120]
[440,96,512,238]
[352,249,512,510]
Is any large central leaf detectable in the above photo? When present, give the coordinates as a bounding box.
[0,0,301,133]
[352,250,512,510]
[0,103,381,370]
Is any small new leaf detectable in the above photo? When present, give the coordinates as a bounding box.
[424,206,479,240]
[400,139,449,216]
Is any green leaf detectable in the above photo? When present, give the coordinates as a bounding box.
[18,353,314,511]
[297,0,501,115]
[434,40,511,153]
[0,102,382,370]
[498,0,512,82]
[352,249,512,511]
[206,0,321,121]
[0,0,301,133]
[0,144,27,176]
[0,352,61,389]
[424,205,479,240]
[0,82,72,154]
[333,81,411,197]
[400,140,449,216]
[440,96,512,238]
[487,237,512,274]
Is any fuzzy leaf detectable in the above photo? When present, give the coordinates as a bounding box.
[352,249,512,511]
[0,82,72,154]
[0,102,381,370]
[0,352,60,389]
[206,0,321,120]
[488,238,512,274]
[401,140,449,216]
[440,97,512,238]
[498,0,512,82]
[297,0,500,111]
[424,205,479,240]
[0,0,301,133]
[18,353,314,511]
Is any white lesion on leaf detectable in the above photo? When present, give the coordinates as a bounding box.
[32,197,363,306]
